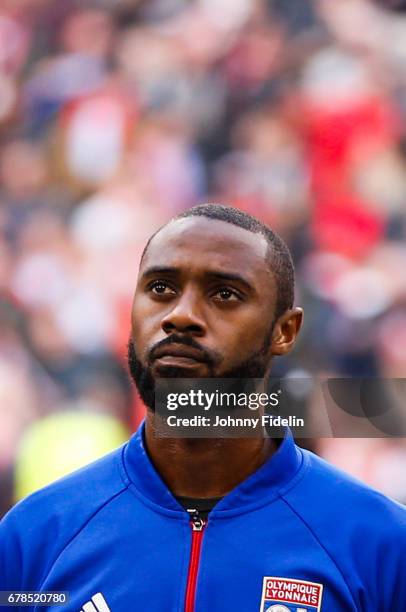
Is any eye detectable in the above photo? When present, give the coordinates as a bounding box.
[213,287,241,302]
[148,280,176,296]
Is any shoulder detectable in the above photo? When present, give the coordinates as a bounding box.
[0,444,129,590]
[282,447,406,606]
[3,443,129,529]
[291,448,406,531]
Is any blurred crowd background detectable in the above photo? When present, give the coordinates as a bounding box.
[1,0,406,517]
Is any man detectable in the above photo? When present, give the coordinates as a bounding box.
[0,203,405,612]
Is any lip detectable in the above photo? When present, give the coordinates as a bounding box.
[152,344,207,362]
[154,355,205,368]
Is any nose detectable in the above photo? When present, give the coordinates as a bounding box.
[161,288,206,336]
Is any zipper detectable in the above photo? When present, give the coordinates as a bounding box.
[184,510,206,612]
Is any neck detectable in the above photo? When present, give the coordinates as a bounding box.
[144,412,278,499]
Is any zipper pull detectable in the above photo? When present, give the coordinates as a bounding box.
[184,509,206,612]
[187,509,206,532]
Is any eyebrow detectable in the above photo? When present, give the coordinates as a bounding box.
[141,266,254,292]
[141,266,179,278]
[208,270,254,292]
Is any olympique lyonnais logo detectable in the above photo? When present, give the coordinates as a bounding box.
[260,577,323,612]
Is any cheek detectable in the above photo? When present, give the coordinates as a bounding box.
[215,311,271,360]
[131,297,160,357]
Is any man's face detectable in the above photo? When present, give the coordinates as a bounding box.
[128,217,278,408]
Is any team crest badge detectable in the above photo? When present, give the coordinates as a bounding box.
[260,577,323,612]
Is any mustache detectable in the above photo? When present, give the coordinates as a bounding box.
[148,334,214,365]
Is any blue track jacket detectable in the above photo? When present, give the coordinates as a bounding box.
[1,423,405,611]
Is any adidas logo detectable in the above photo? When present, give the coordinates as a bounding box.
[80,592,111,612]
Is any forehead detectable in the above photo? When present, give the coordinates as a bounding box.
[140,216,271,279]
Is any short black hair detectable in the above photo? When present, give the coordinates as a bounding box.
[142,203,295,320]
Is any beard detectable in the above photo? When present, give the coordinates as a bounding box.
[127,330,273,411]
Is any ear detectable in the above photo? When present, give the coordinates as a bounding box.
[271,308,303,356]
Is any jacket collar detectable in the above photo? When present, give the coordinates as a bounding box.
[123,421,303,516]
